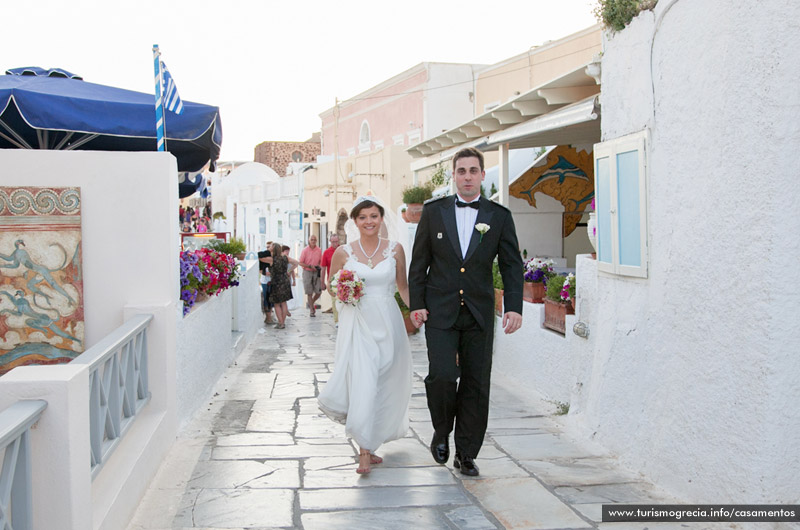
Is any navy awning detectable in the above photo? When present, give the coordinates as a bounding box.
[0,67,222,172]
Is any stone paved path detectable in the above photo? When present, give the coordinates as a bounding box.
[127,310,733,530]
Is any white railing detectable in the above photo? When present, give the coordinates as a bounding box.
[71,314,153,478]
[0,399,47,530]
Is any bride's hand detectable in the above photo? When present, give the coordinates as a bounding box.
[410,309,428,328]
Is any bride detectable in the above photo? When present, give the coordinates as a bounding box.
[317,195,413,475]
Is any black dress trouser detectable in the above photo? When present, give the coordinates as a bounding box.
[424,304,494,459]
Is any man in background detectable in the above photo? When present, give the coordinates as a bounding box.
[299,235,322,317]
[320,233,340,321]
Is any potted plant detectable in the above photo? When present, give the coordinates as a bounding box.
[402,183,433,223]
[179,248,242,316]
[492,259,504,317]
[523,258,555,303]
[400,206,408,223]
[395,292,418,334]
[543,273,576,334]
[205,236,247,260]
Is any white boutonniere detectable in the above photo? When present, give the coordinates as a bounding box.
[475,223,490,242]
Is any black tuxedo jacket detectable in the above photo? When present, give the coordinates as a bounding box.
[409,195,523,331]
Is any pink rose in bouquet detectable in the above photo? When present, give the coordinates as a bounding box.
[330,269,365,306]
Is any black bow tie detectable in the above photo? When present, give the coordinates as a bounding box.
[455,200,479,210]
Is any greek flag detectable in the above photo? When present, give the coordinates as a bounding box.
[160,61,184,115]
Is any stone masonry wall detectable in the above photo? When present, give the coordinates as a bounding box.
[254,140,321,176]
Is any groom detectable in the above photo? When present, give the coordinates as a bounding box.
[409,147,523,476]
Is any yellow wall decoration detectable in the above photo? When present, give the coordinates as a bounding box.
[509,145,595,237]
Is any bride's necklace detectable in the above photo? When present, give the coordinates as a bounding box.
[357,238,382,268]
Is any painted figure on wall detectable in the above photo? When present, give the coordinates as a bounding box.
[0,187,84,375]
[510,145,595,237]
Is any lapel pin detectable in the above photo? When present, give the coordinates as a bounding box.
[437,232,443,239]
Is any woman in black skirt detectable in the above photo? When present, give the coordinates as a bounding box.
[266,242,298,329]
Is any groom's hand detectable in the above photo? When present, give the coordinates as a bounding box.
[410,309,428,328]
[502,311,522,334]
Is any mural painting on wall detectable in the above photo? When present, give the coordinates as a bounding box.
[0,187,84,375]
[509,145,594,237]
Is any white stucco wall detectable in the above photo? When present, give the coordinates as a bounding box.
[177,285,230,426]
[509,194,564,259]
[0,149,180,530]
[0,150,181,345]
[573,0,800,503]
[492,0,800,505]
[425,63,482,141]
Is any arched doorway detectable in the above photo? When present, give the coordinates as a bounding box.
[336,209,348,242]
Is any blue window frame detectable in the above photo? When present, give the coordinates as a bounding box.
[593,130,648,278]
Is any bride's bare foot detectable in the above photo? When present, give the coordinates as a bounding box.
[369,453,383,464]
[356,450,371,474]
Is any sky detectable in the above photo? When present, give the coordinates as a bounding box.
[2,0,598,162]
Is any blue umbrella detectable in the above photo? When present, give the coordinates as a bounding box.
[178,171,209,199]
[0,67,222,172]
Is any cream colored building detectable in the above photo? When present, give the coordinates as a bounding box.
[302,145,415,244]
[408,25,603,268]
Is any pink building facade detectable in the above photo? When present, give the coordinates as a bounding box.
[319,62,485,157]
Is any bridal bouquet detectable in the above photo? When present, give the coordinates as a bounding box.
[330,269,365,306]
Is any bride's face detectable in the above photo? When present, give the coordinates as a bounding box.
[355,205,383,237]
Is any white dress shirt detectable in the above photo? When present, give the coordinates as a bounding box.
[455,195,479,259]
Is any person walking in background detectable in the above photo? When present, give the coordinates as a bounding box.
[258,242,274,324]
[282,245,296,317]
[321,233,340,320]
[409,147,523,477]
[299,235,323,317]
[262,242,298,329]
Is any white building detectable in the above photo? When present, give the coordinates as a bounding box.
[211,162,303,255]
[493,0,800,504]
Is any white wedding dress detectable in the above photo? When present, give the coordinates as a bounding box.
[318,240,412,451]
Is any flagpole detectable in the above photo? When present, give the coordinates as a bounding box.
[152,44,166,151]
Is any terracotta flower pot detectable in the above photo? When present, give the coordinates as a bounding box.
[523,281,546,303]
[405,203,423,223]
[543,298,569,335]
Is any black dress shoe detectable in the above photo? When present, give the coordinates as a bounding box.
[430,434,449,464]
[453,452,479,476]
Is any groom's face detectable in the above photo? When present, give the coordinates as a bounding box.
[454,156,485,201]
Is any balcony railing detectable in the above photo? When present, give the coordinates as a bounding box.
[71,314,153,478]
[0,399,47,530]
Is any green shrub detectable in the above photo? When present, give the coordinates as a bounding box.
[546,274,567,302]
[394,291,410,317]
[492,259,503,290]
[545,273,576,302]
[593,0,657,32]
[205,236,246,255]
[402,183,434,204]
[430,165,448,187]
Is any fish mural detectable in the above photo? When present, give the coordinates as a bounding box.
[0,187,84,375]
[509,145,594,237]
